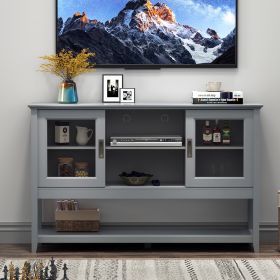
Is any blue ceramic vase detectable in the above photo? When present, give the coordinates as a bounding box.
[58,80,78,104]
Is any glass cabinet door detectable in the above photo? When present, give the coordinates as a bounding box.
[38,110,105,188]
[185,110,253,187]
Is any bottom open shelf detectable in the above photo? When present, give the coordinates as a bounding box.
[38,225,252,244]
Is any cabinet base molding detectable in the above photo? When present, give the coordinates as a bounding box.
[0,223,275,245]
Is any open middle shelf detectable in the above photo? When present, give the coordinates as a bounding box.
[106,149,185,186]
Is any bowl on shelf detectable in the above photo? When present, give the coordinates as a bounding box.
[119,171,153,186]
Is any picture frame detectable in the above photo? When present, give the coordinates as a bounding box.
[102,74,123,103]
[120,88,135,103]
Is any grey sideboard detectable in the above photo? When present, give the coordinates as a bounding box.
[29,103,262,253]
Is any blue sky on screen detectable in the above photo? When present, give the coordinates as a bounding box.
[58,0,236,37]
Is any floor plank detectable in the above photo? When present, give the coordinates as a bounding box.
[0,243,279,258]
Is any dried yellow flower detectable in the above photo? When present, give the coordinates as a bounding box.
[39,49,95,80]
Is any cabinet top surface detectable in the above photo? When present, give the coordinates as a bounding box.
[29,103,263,110]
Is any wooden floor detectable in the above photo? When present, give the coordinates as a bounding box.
[0,243,279,258]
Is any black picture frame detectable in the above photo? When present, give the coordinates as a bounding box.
[120,88,135,103]
[102,74,123,103]
[56,0,238,69]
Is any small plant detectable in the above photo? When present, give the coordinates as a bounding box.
[39,49,95,81]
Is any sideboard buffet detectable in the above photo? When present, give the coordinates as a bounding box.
[29,103,262,253]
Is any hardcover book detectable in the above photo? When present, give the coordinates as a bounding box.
[192,98,243,104]
[192,91,243,99]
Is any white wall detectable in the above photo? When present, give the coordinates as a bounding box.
[0,0,279,225]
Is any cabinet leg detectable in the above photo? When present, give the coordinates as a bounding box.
[31,199,42,253]
[248,199,260,253]
[31,241,38,254]
[252,242,259,253]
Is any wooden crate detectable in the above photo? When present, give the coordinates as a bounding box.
[55,209,100,232]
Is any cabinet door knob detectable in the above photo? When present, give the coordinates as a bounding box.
[98,140,105,159]
[187,139,193,158]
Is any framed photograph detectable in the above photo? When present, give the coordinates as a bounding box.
[102,74,123,103]
[57,0,237,68]
[120,88,135,103]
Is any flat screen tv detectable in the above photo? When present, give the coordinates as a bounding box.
[56,0,237,68]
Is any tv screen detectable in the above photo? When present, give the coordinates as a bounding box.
[57,0,237,68]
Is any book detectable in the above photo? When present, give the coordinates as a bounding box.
[192,91,243,99]
[192,98,243,104]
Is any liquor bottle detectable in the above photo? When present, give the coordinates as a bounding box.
[213,120,221,144]
[222,121,231,145]
[202,120,212,144]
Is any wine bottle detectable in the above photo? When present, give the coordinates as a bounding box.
[213,120,221,145]
[202,120,212,144]
[222,121,231,145]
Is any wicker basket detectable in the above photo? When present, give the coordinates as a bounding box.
[55,209,100,232]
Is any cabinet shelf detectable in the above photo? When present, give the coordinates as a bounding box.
[106,146,185,150]
[48,146,96,150]
[38,225,253,244]
[38,186,253,200]
[195,146,244,150]
[106,184,185,189]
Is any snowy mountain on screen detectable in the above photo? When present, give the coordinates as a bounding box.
[57,0,236,65]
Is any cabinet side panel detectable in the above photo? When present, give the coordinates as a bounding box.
[252,109,261,252]
[31,108,38,253]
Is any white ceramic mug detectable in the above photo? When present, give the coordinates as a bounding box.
[206,82,222,92]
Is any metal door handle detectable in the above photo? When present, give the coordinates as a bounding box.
[98,140,104,159]
[187,139,193,158]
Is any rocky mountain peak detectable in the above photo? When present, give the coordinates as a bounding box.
[207,28,220,40]
[63,11,99,33]
[125,0,148,10]
[144,1,176,23]
[107,0,176,32]
[132,0,176,31]
[183,25,197,34]
[73,12,89,24]
[153,2,176,23]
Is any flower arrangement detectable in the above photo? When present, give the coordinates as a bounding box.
[39,49,95,81]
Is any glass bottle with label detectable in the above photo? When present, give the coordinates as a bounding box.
[202,120,213,144]
[213,120,222,145]
[222,121,231,145]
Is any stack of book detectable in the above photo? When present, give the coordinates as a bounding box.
[192,91,243,104]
